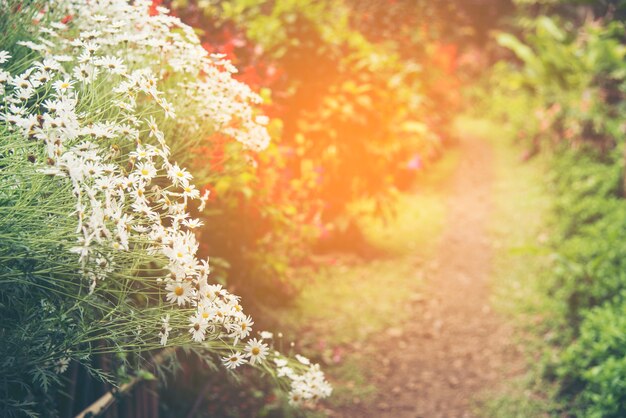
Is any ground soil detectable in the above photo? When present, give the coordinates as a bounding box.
[332,135,526,418]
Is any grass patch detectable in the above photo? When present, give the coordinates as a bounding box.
[480,388,552,418]
[358,147,459,256]
[279,257,424,346]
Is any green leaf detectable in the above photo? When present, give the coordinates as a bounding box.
[496,32,538,68]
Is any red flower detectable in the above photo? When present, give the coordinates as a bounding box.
[149,0,163,16]
[432,43,458,75]
[236,65,262,87]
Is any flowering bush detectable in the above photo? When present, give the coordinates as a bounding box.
[160,2,450,304]
[172,0,445,221]
[0,0,330,415]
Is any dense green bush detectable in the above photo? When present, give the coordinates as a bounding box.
[483,2,626,415]
[559,298,626,417]
[545,150,624,325]
[541,150,626,416]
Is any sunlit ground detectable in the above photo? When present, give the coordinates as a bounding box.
[256,142,457,408]
[463,117,559,417]
[255,117,560,415]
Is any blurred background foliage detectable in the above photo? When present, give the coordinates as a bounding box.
[165,0,626,415]
[160,0,495,307]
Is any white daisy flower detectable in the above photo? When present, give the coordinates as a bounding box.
[0,50,12,64]
[159,315,172,346]
[52,77,75,95]
[244,338,269,365]
[167,163,192,186]
[295,354,311,365]
[222,352,246,370]
[188,314,207,342]
[165,280,193,306]
[135,162,157,181]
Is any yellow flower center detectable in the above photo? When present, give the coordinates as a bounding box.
[174,286,184,296]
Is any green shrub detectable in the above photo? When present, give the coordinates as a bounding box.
[559,299,626,418]
[482,3,626,415]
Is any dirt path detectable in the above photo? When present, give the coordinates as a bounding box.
[334,135,525,417]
